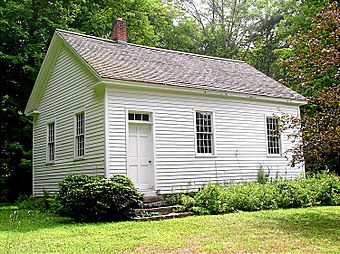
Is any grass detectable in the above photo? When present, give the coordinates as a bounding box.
[0,206,339,253]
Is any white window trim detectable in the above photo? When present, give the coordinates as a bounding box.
[46,120,56,164]
[74,110,86,160]
[127,111,152,124]
[194,109,216,157]
[265,115,283,157]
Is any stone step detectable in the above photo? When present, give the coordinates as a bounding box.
[142,200,169,208]
[132,212,193,221]
[143,195,164,203]
[135,205,179,215]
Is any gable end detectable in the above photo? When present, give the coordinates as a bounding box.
[25,32,101,115]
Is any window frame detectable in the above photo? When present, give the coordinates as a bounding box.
[194,109,215,156]
[74,111,85,159]
[46,121,56,163]
[265,115,282,156]
[127,111,152,124]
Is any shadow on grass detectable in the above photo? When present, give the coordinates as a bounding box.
[0,206,130,233]
[260,207,340,243]
[0,206,75,233]
[1,206,339,238]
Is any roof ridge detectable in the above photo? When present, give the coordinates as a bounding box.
[55,28,245,64]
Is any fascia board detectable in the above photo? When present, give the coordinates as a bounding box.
[101,78,308,106]
[25,33,62,115]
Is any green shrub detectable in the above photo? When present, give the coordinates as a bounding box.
[305,172,340,206]
[164,193,184,205]
[17,195,39,210]
[257,166,270,184]
[194,183,224,214]
[192,182,279,214]
[56,175,143,222]
[179,172,339,215]
[17,191,60,212]
[275,179,308,208]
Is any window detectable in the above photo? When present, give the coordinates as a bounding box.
[266,116,281,154]
[195,111,214,154]
[128,113,150,122]
[47,122,55,162]
[75,112,85,157]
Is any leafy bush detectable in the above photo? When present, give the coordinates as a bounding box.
[193,183,225,214]
[56,175,143,221]
[179,172,339,215]
[192,182,279,214]
[17,191,60,212]
[257,166,270,184]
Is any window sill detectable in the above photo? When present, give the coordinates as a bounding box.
[266,154,283,158]
[128,120,152,124]
[195,154,217,158]
[74,156,86,162]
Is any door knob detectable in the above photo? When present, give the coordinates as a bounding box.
[148,160,152,163]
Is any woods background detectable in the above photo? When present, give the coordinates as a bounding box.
[1,0,339,202]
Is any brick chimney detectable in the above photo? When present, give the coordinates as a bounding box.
[112,18,127,42]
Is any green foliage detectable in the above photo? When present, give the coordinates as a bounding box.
[1,0,336,203]
[282,0,340,97]
[193,183,225,214]
[165,193,186,205]
[257,166,270,184]
[178,172,340,215]
[56,175,143,221]
[278,87,340,174]
[0,0,186,202]
[178,0,266,59]
[301,87,340,173]
[281,1,339,97]
[193,182,279,214]
[16,191,60,212]
[277,1,340,173]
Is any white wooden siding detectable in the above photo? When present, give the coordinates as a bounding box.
[33,46,104,195]
[106,87,303,193]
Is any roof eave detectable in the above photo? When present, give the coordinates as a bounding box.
[101,78,308,106]
[25,33,62,115]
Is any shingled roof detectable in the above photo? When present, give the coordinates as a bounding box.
[57,29,305,101]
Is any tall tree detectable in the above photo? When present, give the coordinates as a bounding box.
[280,1,339,173]
[281,0,339,96]
[176,0,264,59]
[0,0,184,201]
[246,0,298,77]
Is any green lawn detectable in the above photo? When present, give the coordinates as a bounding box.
[0,206,339,253]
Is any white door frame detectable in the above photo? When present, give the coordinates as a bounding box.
[125,108,157,193]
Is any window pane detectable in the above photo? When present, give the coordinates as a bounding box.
[47,122,55,162]
[128,113,134,120]
[196,111,213,154]
[266,117,280,154]
[75,112,85,157]
[135,114,141,120]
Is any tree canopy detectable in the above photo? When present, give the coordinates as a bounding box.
[281,1,339,173]
[1,0,338,201]
[0,0,181,201]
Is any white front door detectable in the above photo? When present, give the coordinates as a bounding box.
[127,123,154,192]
